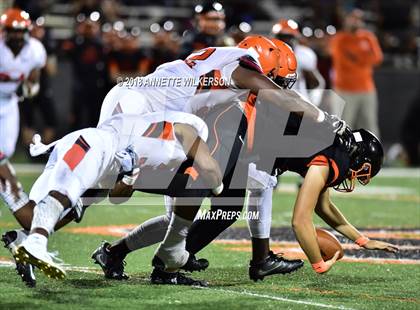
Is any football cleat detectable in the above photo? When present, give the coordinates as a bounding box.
[249,251,304,281]
[73,198,87,223]
[151,256,208,287]
[180,253,209,272]
[2,230,36,287]
[91,241,128,280]
[14,236,66,280]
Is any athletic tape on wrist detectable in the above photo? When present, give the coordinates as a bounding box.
[122,175,137,186]
[212,183,224,196]
[312,260,328,273]
[317,111,326,122]
[355,236,370,247]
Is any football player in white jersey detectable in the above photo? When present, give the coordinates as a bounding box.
[92,36,348,285]
[13,111,223,280]
[272,19,325,106]
[0,8,47,225]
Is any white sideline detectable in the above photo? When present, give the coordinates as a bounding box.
[196,287,355,310]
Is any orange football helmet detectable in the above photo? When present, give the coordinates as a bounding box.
[270,38,297,89]
[271,19,300,37]
[237,35,280,79]
[0,8,32,30]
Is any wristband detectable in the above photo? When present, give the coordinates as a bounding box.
[122,168,140,186]
[122,175,136,186]
[212,183,224,196]
[317,111,326,122]
[355,236,370,247]
[312,260,328,274]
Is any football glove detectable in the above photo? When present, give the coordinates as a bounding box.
[323,112,348,136]
[115,145,139,173]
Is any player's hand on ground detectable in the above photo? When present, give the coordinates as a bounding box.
[320,251,341,274]
[362,240,399,253]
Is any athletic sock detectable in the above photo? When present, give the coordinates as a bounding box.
[251,237,270,264]
[108,240,130,258]
[124,214,171,252]
[155,213,192,269]
[25,233,48,250]
[31,195,64,235]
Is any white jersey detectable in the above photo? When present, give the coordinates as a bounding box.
[98,47,257,125]
[292,44,318,101]
[0,37,46,101]
[0,37,46,157]
[30,111,207,204]
[99,111,208,170]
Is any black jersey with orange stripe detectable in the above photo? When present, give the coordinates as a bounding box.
[275,138,350,187]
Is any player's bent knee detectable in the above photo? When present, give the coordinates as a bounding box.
[48,190,72,209]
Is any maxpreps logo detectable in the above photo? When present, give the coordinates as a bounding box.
[195,209,259,220]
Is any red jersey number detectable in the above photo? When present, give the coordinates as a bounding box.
[184,48,216,68]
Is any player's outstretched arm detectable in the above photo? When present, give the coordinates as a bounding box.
[231,66,322,121]
[109,181,135,204]
[315,189,362,241]
[315,190,398,253]
[292,165,339,273]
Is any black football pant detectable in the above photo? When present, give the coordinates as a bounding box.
[130,104,249,254]
[185,104,249,254]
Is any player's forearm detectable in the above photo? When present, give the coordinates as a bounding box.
[316,199,362,241]
[232,67,323,121]
[292,218,323,263]
[196,157,222,190]
[262,89,322,121]
[109,181,135,204]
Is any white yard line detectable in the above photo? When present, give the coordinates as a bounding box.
[0,259,355,309]
[196,287,356,310]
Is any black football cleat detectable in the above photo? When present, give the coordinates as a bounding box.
[180,253,209,272]
[151,256,208,287]
[91,241,129,280]
[2,230,36,287]
[249,251,304,282]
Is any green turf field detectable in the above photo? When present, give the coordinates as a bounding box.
[0,168,419,310]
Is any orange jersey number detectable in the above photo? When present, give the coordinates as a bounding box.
[185,48,216,68]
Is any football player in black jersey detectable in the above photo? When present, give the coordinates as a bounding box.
[249,128,398,279]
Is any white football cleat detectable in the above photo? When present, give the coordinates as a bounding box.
[14,234,66,280]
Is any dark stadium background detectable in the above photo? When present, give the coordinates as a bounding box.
[1,0,419,165]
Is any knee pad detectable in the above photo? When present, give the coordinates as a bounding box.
[31,195,65,235]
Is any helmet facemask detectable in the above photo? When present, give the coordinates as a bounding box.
[333,129,383,193]
[334,162,372,193]
[4,27,28,52]
[274,72,297,89]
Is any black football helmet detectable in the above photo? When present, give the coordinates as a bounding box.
[334,129,384,192]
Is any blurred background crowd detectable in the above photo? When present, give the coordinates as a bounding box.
[1,0,419,166]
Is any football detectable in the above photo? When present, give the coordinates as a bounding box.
[316,228,344,261]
